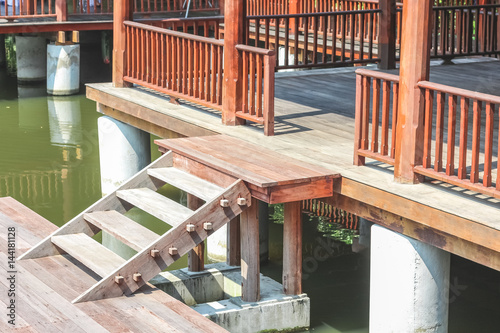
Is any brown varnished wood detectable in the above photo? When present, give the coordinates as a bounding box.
[282,201,302,295]
[240,197,260,302]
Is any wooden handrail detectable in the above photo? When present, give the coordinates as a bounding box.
[236,44,276,56]
[355,69,400,82]
[247,8,380,19]
[417,81,500,105]
[124,21,224,45]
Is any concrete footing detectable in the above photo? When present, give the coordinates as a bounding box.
[151,263,310,333]
[47,44,80,95]
[370,225,450,333]
[15,36,47,83]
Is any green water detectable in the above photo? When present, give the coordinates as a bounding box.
[1,64,500,332]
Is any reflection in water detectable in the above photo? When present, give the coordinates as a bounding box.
[48,96,83,147]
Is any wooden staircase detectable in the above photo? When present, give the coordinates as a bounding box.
[19,151,251,304]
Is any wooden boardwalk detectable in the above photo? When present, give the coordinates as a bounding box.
[87,58,500,271]
[0,197,228,332]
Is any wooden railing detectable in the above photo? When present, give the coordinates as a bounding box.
[143,16,223,38]
[69,0,112,15]
[246,0,379,16]
[236,44,276,136]
[1,0,57,18]
[246,9,380,70]
[124,21,224,110]
[133,0,218,14]
[354,69,399,166]
[415,81,500,199]
[122,20,275,135]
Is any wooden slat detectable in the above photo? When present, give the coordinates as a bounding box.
[84,211,159,252]
[147,167,224,201]
[51,233,126,278]
[116,188,193,228]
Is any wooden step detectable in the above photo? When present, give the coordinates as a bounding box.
[84,210,159,252]
[148,167,224,202]
[116,188,193,227]
[51,233,126,277]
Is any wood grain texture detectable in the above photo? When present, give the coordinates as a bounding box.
[240,197,260,302]
[283,201,302,295]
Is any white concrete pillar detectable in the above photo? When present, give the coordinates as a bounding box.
[98,116,151,259]
[47,43,80,95]
[15,36,47,82]
[370,225,450,333]
[0,36,5,67]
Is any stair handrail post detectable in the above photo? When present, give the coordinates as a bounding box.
[222,0,246,125]
[113,0,134,88]
[394,0,433,183]
[378,0,396,69]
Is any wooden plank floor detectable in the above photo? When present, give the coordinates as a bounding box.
[0,197,228,332]
[87,58,500,265]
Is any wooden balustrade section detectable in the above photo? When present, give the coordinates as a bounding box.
[247,9,380,70]
[236,44,276,136]
[354,68,399,166]
[415,81,500,199]
[1,0,57,18]
[124,21,224,110]
[121,21,275,136]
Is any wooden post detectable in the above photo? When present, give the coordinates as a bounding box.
[227,216,241,266]
[113,0,133,88]
[240,197,259,302]
[222,0,246,125]
[187,194,204,272]
[282,201,302,295]
[378,0,396,69]
[219,0,225,16]
[394,0,433,183]
[289,0,300,33]
[56,0,68,22]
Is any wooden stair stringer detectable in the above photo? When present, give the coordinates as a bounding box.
[18,151,173,260]
[73,179,251,304]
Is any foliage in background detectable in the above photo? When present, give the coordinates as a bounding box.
[5,35,16,76]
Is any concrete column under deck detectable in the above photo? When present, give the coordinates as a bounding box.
[15,36,47,82]
[98,116,151,258]
[370,225,450,333]
[47,43,80,95]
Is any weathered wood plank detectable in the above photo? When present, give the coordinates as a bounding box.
[116,188,193,228]
[84,211,159,252]
[240,197,260,302]
[148,166,224,201]
[51,233,127,277]
[282,201,302,295]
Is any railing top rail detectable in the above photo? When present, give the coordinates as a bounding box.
[124,20,224,45]
[236,44,276,56]
[355,69,400,83]
[137,15,224,24]
[432,3,500,10]
[418,81,500,105]
[247,8,381,19]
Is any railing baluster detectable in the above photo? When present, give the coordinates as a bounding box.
[391,82,398,159]
[470,100,481,183]
[483,102,494,187]
[257,54,263,117]
[381,80,390,156]
[371,78,380,153]
[458,97,469,179]
[434,92,445,173]
[446,94,457,176]
[211,44,217,103]
[423,89,434,169]
[361,76,370,150]
[249,53,256,115]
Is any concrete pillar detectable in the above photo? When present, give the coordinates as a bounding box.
[47,43,80,95]
[98,116,151,259]
[98,116,151,196]
[15,36,47,82]
[0,36,5,68]
[370,225,450,333]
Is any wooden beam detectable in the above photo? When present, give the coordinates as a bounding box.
[240,197,260,302]
[113,0,133,87]
[282,201,302,295]
[378,0,396,70]
[227,216,241,266]
[394,0,433,183]
[221,0,246,126]
[0,21,113,35]
[323,191,500,272]
[187,194,205,272]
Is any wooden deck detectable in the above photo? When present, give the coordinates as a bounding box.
[87,58,500,271]
[0,197,228,332]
